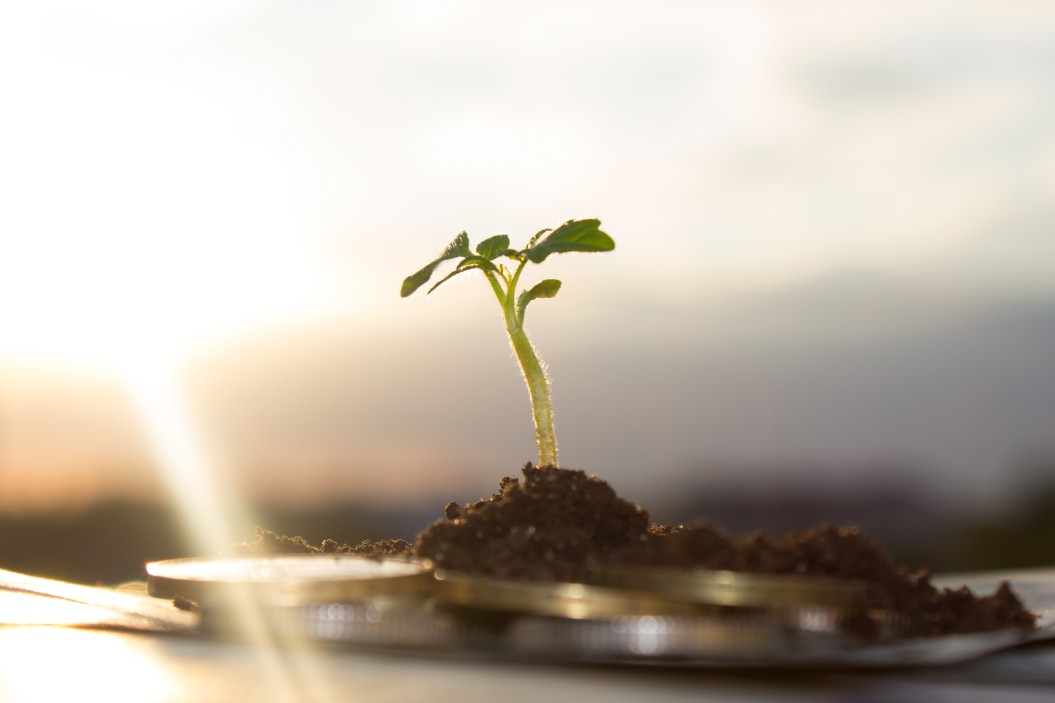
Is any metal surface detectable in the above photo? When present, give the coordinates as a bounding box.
[286,599,1047,668]
[587,564,872,608]
[296,602,490,649]
[506,613,1042,667]
[135,557,1055,670]
[430,569,715,619]
[146,555,434,605]
[183,562,1053,668]
[0,567,197,632]
[2,565,1055,688]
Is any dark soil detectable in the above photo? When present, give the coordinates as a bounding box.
[239,464,1036,637]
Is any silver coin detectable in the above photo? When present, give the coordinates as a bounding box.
[196,599,478,650]
[505,613,1036,667]
[146,555,434,605]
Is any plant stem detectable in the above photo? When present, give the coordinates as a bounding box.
[486,263,558,467]
[507,323,557,467]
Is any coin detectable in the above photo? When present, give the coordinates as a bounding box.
[146,555,434,605]
[504,613,1036,666]
[195,597,476,649]
[586,564,872,609]
[429,569,715,619]
[292,602,501,650]
[507,613,789,660]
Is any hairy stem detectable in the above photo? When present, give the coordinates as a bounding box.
[487,263,558,467]
[507,324,557,467]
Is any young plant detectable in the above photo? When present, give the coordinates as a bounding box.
[401,218,614,468]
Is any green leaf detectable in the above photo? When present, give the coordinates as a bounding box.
[516,278,562,325]
[476,234,510,260]
[522,219,614,264]
[401,232,471,297]
[527,228,551,248]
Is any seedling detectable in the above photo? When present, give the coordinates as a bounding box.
[401,218,614,468]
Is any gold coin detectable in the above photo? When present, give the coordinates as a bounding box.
[586,564,872,609]
[146,555,434,606]
[430,570,716,619]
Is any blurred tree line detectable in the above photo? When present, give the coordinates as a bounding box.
[0,500,428,584]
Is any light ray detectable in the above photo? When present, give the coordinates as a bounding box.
[119,354,335,703]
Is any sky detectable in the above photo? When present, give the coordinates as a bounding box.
[2,1,1054,518]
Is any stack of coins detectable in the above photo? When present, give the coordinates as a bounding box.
[145,555,1033,665]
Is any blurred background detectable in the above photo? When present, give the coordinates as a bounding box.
[2,1,1054,584]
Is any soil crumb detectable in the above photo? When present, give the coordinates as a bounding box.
[236,527,411,560]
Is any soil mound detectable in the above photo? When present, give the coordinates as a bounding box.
[239,464,1035,636]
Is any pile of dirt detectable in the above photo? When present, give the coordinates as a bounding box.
[238,464,1035,636]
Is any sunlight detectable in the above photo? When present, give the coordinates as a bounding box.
[0,0,339,374]
[0,199,329,374]
[117,355,331,684]
[0,628,183,703]
[120,355,250,558]
[0,624,344,703]
[0,4,343,684]
[0,0,349,520]
[118,355,337,703]
[1,7,353,692]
